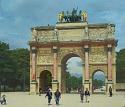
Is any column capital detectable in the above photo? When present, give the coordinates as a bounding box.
[84,45,89,52]
[31,47,37,53]
[52,79,58,83]
[107,47,112,52]
[84,47,89,52]
[84,80,90,83]
[52,46,59,53]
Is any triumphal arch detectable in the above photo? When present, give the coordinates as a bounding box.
[29,10,117,94]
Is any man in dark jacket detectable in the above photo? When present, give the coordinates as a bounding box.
[45,89,52,105]
[85,88,90,103]
[79,87,84,103]
[109,86,113,97]
[54,89,61,105]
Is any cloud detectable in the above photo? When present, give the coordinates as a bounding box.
[93,71,105,81]
[66,57,83,74]
[0,0,124,50]
[85,0,125,12]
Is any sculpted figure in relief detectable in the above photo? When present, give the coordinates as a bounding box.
[32,28,38,41]
[81,11,87,22]
[90,47,107,63]
[58,11,64,22]
[38,56,52,64]
[107,25,115,38]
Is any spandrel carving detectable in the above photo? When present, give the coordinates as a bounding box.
[37,55,52,64]
[35,31,56,42]
[107,26,115,39]
[89,29,108,40]
[89,47,107,63]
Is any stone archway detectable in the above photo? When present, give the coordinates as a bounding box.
[29,17,117,94]
[92,70,106,94]
[61,53,84,93]
[39,70,52,93]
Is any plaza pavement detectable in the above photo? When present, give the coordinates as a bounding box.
[1,92,125,107]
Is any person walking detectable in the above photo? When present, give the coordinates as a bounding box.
[39,88,42,96]
[0,95,6,105]
[109,86,113,97]
[85,88,90,103]
[45,89,52,105]
[54,89,61,105]
[79,87,84,103]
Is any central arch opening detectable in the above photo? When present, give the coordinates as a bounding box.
[61,53,84,93]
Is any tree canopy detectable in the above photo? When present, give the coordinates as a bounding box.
[0,41,29,91]
[116,48,125,82]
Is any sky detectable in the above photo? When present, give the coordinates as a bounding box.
[66,57,83,75]
[0,0,125,50]
[66,57,105,81]
[93,71,105,81]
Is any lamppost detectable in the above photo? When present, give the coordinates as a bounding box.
[22,62,27,92]
[0,81,1,98]
[121,67,125,107]
[23,70,25,92]
[23,65,26,92]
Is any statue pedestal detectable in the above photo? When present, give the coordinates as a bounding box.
[52,80,59,92]
[84,80,90,91]
[56,22,88,27]
[30,80,37,94]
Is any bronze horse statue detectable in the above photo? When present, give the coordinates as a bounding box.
[58,9,88,23]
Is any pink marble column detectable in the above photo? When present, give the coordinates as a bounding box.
[53,46,58,80]
[84,45,89,80]
[107,45,112,80]
[53,52,57,80]
[31,47,37,81]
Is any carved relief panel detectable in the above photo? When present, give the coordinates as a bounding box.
[35,30,55,42]
[89,28,108,40]
[58,47,84,63]
[89,47,107,63]
[58,29,84,41]
[37,48,53,65]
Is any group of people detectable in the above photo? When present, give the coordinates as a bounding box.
[79,87,90,103]
[45,88,61,105]
[79,86,113,103]
[43,86,113,105]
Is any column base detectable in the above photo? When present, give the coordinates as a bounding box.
[84,80,90,91]
[30,80,37,94]
[52,80,59,92]
[107,80,114,94]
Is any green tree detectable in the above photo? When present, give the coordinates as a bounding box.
[0,41,17,91]
[66,72,71,89]
[66,72,82,92]
[0,41,30,91]
[116,48,125,82]
[10,48,30,91]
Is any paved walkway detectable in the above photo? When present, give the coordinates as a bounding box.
[1,92,125,107]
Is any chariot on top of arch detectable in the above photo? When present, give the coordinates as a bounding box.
[58,8,88,23]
